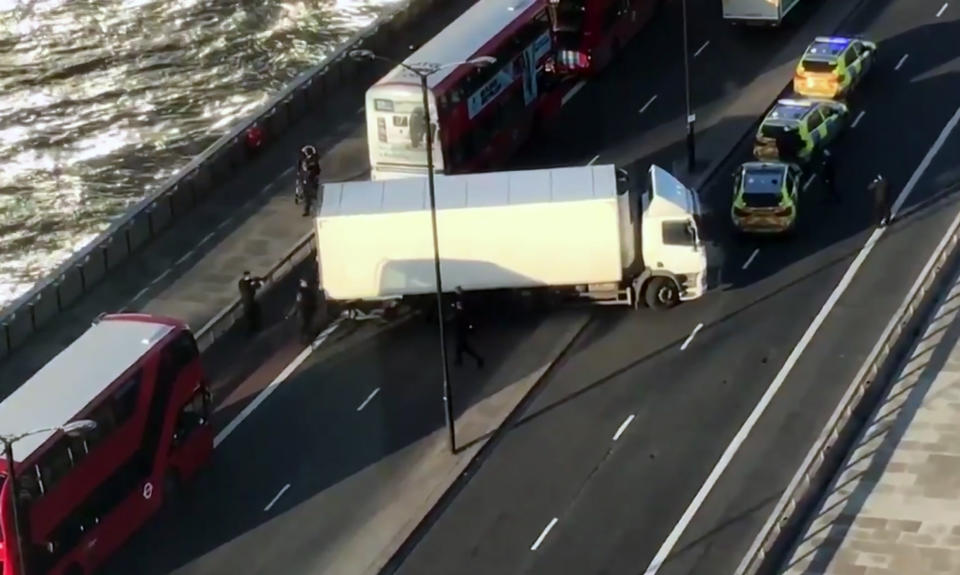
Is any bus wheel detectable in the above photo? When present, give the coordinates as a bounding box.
[645,277,679,310]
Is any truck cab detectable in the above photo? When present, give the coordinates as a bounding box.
[634,165,708,308]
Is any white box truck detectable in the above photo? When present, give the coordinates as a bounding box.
[722,0,802,25]
[314,164,708,310]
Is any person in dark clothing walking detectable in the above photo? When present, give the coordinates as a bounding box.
[451,287,484,369]
[820,149,838,202]
[294,278,318,343]
[868,174,891,226]
[238,271,265,334]
[297,145,321,217]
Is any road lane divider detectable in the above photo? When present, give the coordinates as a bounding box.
[936,2,948,17]
[530,517,560,551]
[735,106,960,575]
[742,249,759,270]
[680,323,704,351]
[894,54,909,71]
[264,483,291,512]
[357,387,381,412]
[639,94,658,114]
[612,414,636,442]
[562,80,587,107]
[850,110,866,128]
[694,40,710,58]
[643,104,960,575]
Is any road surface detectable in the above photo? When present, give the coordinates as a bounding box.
[390,1,960,574]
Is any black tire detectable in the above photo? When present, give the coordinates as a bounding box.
[644,277,680,310]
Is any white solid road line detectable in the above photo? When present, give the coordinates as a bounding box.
[642,103,960,575]
[612,414,636,442]
[214,319,343,447]
[937,2,948,17]
[356,387,381,411]
[694,40,710,58]
[742,248,759,270]
[128,286,150,306]
[851,110,866,128]
[587,154,600,165]
[562,80,587,107]
[680,323,704,351]
[639,94,658,114]
[264,483,291,512]
[895,54,909,71]
[530,517,560,551]
[173,250,194,267]
[199,231,216,245]
[150,269,171,286]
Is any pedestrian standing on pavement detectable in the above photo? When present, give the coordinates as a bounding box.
[295,277,318,343]
[451,287,484,369]
[238,271,265,334]
[868,174,892,226]
[821,149,838,203]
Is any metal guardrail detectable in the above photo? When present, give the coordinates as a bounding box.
[0,0,446,361]
[193,230,316,353]
[735,207,960,575]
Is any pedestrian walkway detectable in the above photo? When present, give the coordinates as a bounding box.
[780,264,960,574]
[0,117,367,398]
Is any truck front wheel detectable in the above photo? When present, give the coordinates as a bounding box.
[645,277,680,310]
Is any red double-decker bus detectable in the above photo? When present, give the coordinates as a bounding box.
[365,0,662,180]
[0,313,213,575]
[549,0,664,74]
[366,0,560,180]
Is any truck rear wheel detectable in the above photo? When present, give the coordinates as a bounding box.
[645,277,679,310]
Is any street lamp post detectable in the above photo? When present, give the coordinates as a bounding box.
[681,0,696,173]
[2,420,97,575]
[348,50,496,453]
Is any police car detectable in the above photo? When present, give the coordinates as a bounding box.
[793,36,877,99]
[753,98,848,164]
[731,162,803,234]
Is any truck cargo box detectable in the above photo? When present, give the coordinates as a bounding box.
[316,165,630,301]
[722,0,800,24]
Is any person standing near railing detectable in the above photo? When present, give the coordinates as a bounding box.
[238,270,265,334]
[297,145,321,217]
[294,277,318,343]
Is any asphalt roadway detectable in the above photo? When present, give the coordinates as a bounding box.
[67,1,960,574]
[388,1,960,575]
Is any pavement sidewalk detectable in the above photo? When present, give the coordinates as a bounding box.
[780,264,960,574]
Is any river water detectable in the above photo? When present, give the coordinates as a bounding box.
[0,0,400,310]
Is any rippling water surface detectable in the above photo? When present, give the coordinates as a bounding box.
[0,0,400,310]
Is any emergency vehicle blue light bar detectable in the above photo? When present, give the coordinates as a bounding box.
[816,36,851,45]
